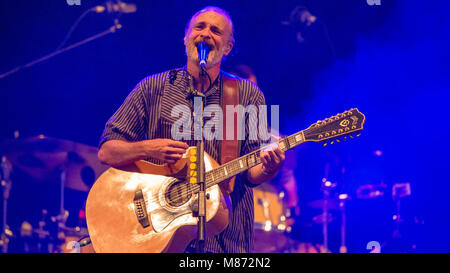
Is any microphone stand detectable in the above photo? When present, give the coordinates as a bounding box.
[0,156,13,253]
[195,64,208,253]
[0,19,122,79]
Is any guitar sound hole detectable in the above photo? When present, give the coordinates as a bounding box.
[166,180,193,207]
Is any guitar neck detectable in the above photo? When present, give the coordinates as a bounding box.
[189,108,366,193]
[205,130,306,189]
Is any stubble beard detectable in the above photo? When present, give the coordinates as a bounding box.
[185,38,226,69]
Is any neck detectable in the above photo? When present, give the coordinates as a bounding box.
[187,59,221,92]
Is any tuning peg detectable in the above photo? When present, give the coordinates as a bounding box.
[323,142,328,147]
[330,140,334,145]
[343,136,347,141]
[349,135,354,139]
[336,139,340,143]
[356,133,361,137]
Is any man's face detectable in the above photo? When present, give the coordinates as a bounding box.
[184,11,233,69]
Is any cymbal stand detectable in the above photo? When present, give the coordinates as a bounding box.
[0,156,13,253]
[320,178,336,253]
[36,210,51,252]
[52,166,69,252]
[338,193,350,253]
[391,182,411,250]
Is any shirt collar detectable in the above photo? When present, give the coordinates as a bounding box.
[177,66,222,97]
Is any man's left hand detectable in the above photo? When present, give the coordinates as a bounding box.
[260,144,285,175]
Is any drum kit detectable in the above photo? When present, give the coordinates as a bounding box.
[252,178,347,253]
[252,176,396,253]
[0,134,107,253]
[253,183,293,253]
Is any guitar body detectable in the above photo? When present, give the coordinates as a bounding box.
[85,148,231,253]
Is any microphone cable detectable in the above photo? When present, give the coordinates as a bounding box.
[55,8,96,51]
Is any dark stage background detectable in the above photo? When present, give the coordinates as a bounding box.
[0,0,449,252]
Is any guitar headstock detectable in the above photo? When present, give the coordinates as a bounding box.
[304,108,366,144]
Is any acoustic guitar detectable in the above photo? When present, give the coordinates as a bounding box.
[85,108,365,252]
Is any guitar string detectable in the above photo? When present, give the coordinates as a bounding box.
[152,135,302,205]
[160,113,362,202]
[139,125,348,205]
[137,145,267,206]
[157,125,359,204]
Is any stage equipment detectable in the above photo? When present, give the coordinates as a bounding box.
[1,135,108,192]
[0,156,13,253]
[0,4,127,79]
[1,135,107,252]
[253,184,291,253]
[356,183,387,199]
[93,0,137,14]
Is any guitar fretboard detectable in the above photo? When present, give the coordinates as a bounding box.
[201,130,306,190]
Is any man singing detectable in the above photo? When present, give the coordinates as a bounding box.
[97,6,285,253]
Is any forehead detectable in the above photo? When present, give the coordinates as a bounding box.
[188,11,232,32]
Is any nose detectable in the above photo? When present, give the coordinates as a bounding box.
[199,27,212,40]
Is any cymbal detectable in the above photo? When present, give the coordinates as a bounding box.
[0,135,108,192]
[307,199,340,210]
[356,184,386,199]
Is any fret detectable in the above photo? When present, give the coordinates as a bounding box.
[229,162,235,173]
[218,168,224,180]
[233,159,243,173]
[213,169,221,181]
[282,138,289,151]
[288,136,296,148]
[246,154,252,167]
[294,132,304,143]
[247,153,253,166]
[278,140,286,151]
[252,151,261,166]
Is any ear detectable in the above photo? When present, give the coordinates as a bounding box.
[223,42,233,56]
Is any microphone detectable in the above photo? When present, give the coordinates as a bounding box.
[197,42,211,67]
[93,0,137,14]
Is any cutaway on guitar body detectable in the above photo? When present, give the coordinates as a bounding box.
[85,147,231,253]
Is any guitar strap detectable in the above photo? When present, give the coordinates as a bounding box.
[220,72,240,196]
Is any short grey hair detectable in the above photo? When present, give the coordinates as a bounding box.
[184,6,235,45]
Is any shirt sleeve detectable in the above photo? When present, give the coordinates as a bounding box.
[238,79,271,188]
[240,80,271,156]
[99,80,149,148]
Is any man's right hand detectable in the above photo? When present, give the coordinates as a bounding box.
[145,138,189,164]
[98,139,189,167]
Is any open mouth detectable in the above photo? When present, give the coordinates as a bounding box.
[195,40,215,50]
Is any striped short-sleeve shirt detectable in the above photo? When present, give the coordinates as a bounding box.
[99,68,269,253]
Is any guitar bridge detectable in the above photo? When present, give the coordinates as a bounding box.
[134,189,150,228]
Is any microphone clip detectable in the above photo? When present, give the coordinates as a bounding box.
[169,69,178,85]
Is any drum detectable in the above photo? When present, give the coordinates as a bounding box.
[60,227,95,253]
[253,184,291,252]
[294,242,331,253]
